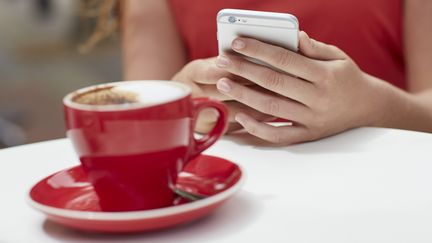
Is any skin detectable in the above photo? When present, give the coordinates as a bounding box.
[122,0,186,80]
[213,32,432,144]
[171,57,274,133]
[122,0,432,144]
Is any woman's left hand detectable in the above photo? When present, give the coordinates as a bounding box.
[215,31,389,144]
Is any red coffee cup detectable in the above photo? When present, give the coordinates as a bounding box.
[63,81,228,212]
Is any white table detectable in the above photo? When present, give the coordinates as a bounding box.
[1,127,432,243]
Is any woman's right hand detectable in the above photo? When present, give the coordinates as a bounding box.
[172,57,273,133]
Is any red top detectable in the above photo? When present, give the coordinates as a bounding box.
[169,0,405,89]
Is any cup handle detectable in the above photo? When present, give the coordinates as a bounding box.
[187,97,228,161]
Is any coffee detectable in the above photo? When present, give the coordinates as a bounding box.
[64,80,228,211]
[71,82,188,107]
[73,87,139,105]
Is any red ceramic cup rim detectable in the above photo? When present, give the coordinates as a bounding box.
[63,80,191,112]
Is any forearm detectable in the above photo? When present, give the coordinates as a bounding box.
[412,89,432,130]
[122,0,186,80]
[371,76,432,132]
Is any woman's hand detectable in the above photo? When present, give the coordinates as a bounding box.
[172,57,273,133]
[214,31,392,144]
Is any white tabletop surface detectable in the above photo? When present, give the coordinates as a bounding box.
[1,127,432,243]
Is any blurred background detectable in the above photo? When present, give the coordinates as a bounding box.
[0,0,122,148]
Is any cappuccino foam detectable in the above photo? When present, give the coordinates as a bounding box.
[73,87,138,105]
[112,82,187,105]
[72,81,188,107]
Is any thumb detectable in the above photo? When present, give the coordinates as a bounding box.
[298,31,347,60]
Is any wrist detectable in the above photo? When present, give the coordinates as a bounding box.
[361,74,409,128]
[366,75,432,131]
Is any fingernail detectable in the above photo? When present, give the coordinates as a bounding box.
[217,78,232,92]
[215,55,230,68]
[232,39,246,50]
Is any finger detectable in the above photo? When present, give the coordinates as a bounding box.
[197,100,273,125]
[189,59,252,85]
[235,113,311,144]
[199,82,276,102]
[174,78,206,98]
[226,100,274,123]
[215,54,316,106]
[199,84,232,101]
[194,101,273,133]
[225,101,275,134]
[195,108,221,134]
[216,77,311,122]
[225,122,244,133]
[231,37,325,82]
[188,59,227,84]
[196,121,243,134]
[298,31,347,60]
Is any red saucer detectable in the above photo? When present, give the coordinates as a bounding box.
[28,155,244,233]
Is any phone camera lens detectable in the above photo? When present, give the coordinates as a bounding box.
[228,16,236,23]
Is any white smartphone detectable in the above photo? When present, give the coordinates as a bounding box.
[217,9,299,56]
